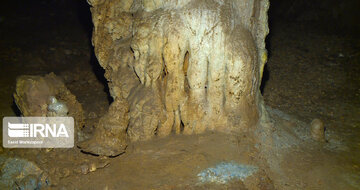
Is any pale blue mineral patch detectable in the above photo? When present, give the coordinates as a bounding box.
[47,96,68,116]
[0,156,46,189]
[197,161,258,184]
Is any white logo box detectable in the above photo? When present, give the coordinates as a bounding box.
[3,117,74,148]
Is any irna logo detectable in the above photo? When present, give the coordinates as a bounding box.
[8,122,69,138]
[3,117,74,148]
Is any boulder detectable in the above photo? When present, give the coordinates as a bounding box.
[14,73,85,142]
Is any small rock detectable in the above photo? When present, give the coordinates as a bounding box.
[310,118,325,142]
[0,157,46,189]
[15,174,39,190]
[61,168,71,178]
[88,112,97,119]
[80,164,89,175]
[89,163,97,172]
[47,96,69,116]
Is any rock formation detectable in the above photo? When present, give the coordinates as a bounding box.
[78,97,129,156]
[84,0,269,155]
[14,73,85,142]
[310,118,326,142]
[0,156,47,189]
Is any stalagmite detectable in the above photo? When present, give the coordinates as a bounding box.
[83,0,269,155]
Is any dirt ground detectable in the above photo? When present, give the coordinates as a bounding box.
[0,0,359,189]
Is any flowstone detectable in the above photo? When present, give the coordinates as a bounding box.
[84,0,270,155]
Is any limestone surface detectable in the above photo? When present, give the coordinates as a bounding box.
[86,0,269,151]
[78,97,129,156]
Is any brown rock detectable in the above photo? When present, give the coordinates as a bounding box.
[13,72,85,142]
[310,118,326,142]
[78,98,129,156]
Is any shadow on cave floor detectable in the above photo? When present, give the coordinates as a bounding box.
[0,0,359,189]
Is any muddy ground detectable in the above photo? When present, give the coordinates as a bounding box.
[0,0,359,189]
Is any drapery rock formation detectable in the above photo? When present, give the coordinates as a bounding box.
[84,0,269,155]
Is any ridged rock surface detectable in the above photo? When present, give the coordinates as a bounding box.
[87,0,269,146]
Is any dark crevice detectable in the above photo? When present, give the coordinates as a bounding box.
[183,51,189,76]
[130,47,136,60]
[183,51,191,93]
[180,120,185,132]
[260,63,270,95]
[205,59,210,100]
[80,149,126,158]
[154,122,159,136]
[11,101,21,116]
[161,54,168,80]
[89,51,113,104]
[108,152,126,158]
[80,150,100,157]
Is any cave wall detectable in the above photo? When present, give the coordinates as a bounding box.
[88,0,269,142]
[270,0,360,32]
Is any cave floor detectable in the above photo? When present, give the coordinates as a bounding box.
[0,1,360,190]
[261,20,360,189]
